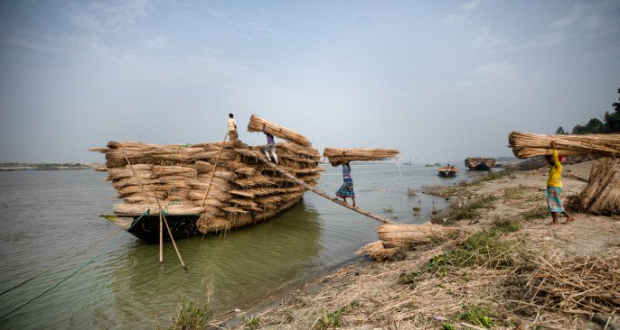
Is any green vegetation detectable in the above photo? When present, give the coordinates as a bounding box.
[167,297,212,330]
[521,206,548,220]
[242,315,261,330]
[426,226,521,274]
[455,303,493,328]
[318,307,348,329]
[0,162,92,170]
[441,323,456,330]
[451,195,497,220]
[557,87,620,134]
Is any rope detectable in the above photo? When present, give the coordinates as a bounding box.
[0,212,149,321]
[0,227,124,297]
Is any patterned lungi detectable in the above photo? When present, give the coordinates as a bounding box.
[546,186,564,213]
[336,180,355,198]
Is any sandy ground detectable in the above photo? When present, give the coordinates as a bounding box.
[209,161,620,330]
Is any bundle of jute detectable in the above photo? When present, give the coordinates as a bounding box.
[508,131,620,159]
[356,241,403,262]
[521,251,620,315]
[464,157,496,170]
[323,148,400,165]
[247,114,312,147]
[377,223,459,245]
[566,158,620,215]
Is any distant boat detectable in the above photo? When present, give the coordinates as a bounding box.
[464,157,496,171]
[437,166,459,177]
[403,159,413,165]
[425,163,441,167]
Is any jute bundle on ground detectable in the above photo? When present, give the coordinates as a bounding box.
[247,114,312,147]
[357,223,459,261]
[323,148,400,165]
[566,158,620,215]
[521,251,620,316]
[508,131,620,159]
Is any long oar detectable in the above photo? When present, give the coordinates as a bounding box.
[121,149,186,269]
[201,131,229,207]
[161,212,188,271]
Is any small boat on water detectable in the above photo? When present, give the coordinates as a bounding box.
[425,163,441,167]
[464,157,496,171]
[437,166,459,177]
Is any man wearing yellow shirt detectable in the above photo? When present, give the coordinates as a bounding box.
[546,141,575,225]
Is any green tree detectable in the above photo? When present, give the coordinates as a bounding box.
[602,87,620,133]
[556,127,567,135]
[572,118,604,134]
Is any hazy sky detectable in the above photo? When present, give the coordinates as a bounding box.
[1,0,619,163]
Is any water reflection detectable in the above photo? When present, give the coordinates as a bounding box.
[107,200,322,324]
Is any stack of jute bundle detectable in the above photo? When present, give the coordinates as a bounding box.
[357,224,459,261]
[247,114,312,147]
[464,157,496,170]
[567,158,620,215]
[91,120,323,235]
[508,131,620,159]
[323,148,400,165]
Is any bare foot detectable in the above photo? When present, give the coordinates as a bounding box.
[563,216,575,224]
[353,203,356,208]
[548,221,559,226]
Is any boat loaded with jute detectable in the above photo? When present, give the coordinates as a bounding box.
[90,115,323,243]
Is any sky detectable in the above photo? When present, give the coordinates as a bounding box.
[0,0,619,164]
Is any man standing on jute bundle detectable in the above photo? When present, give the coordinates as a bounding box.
[263,123,278,163]
[227,113,238,141]
[546,141,575,225]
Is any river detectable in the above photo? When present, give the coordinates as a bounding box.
[0,164,474,329]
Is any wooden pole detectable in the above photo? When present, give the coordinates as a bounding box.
[201,131,229,207]
[255,153,395,225]
[161,212,188,271]
[159,211,163,266]
[122,149,188,269]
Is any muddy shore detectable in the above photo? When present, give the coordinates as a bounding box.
[202,160,619,330]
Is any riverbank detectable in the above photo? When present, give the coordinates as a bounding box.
[0,163,98,171]
[203,160,619,329]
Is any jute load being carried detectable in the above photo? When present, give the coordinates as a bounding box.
[508,131,620,215]
[90,115,323,243]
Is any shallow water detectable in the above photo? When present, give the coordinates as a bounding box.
[0,164,473,329]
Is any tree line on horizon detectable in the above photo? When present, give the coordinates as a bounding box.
[556,88,620,135]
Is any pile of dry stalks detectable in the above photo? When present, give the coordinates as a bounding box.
[247,114,312,147]
[323,148,399,165]
[508,132,620,159]
[520,251,620,316]
[567,158,620,215]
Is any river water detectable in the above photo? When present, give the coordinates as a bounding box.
[0,164,473,329]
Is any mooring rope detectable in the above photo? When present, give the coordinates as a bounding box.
[0,212,149,321]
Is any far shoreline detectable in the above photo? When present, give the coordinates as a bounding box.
[0,163,100,171]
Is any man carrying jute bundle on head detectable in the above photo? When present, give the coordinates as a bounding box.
[263,124,278,163]
[546,141,575,225]
[227,113,238,141]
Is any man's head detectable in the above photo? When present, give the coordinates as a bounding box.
[229,113,234,118]
[546,154,565,165]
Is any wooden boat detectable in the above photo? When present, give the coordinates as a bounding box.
[437,166,459,177]
[464,157,496,171]
[90,118,323,243]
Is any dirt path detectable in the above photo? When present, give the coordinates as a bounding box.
[209,161,620,330]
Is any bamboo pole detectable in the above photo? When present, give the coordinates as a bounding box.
[201,132,229,207]
[255,154,395,225]
[122,149,188,269]
[161,212,187,271]
[159,211,163,266]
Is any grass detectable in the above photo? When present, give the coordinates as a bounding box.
[455,303,493,328]
[451,195,497,220]
[242,315,261,329]
[318,307,348,329]
[167,296,212,330]
[426,226,521,274]
[521,206,549,220]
